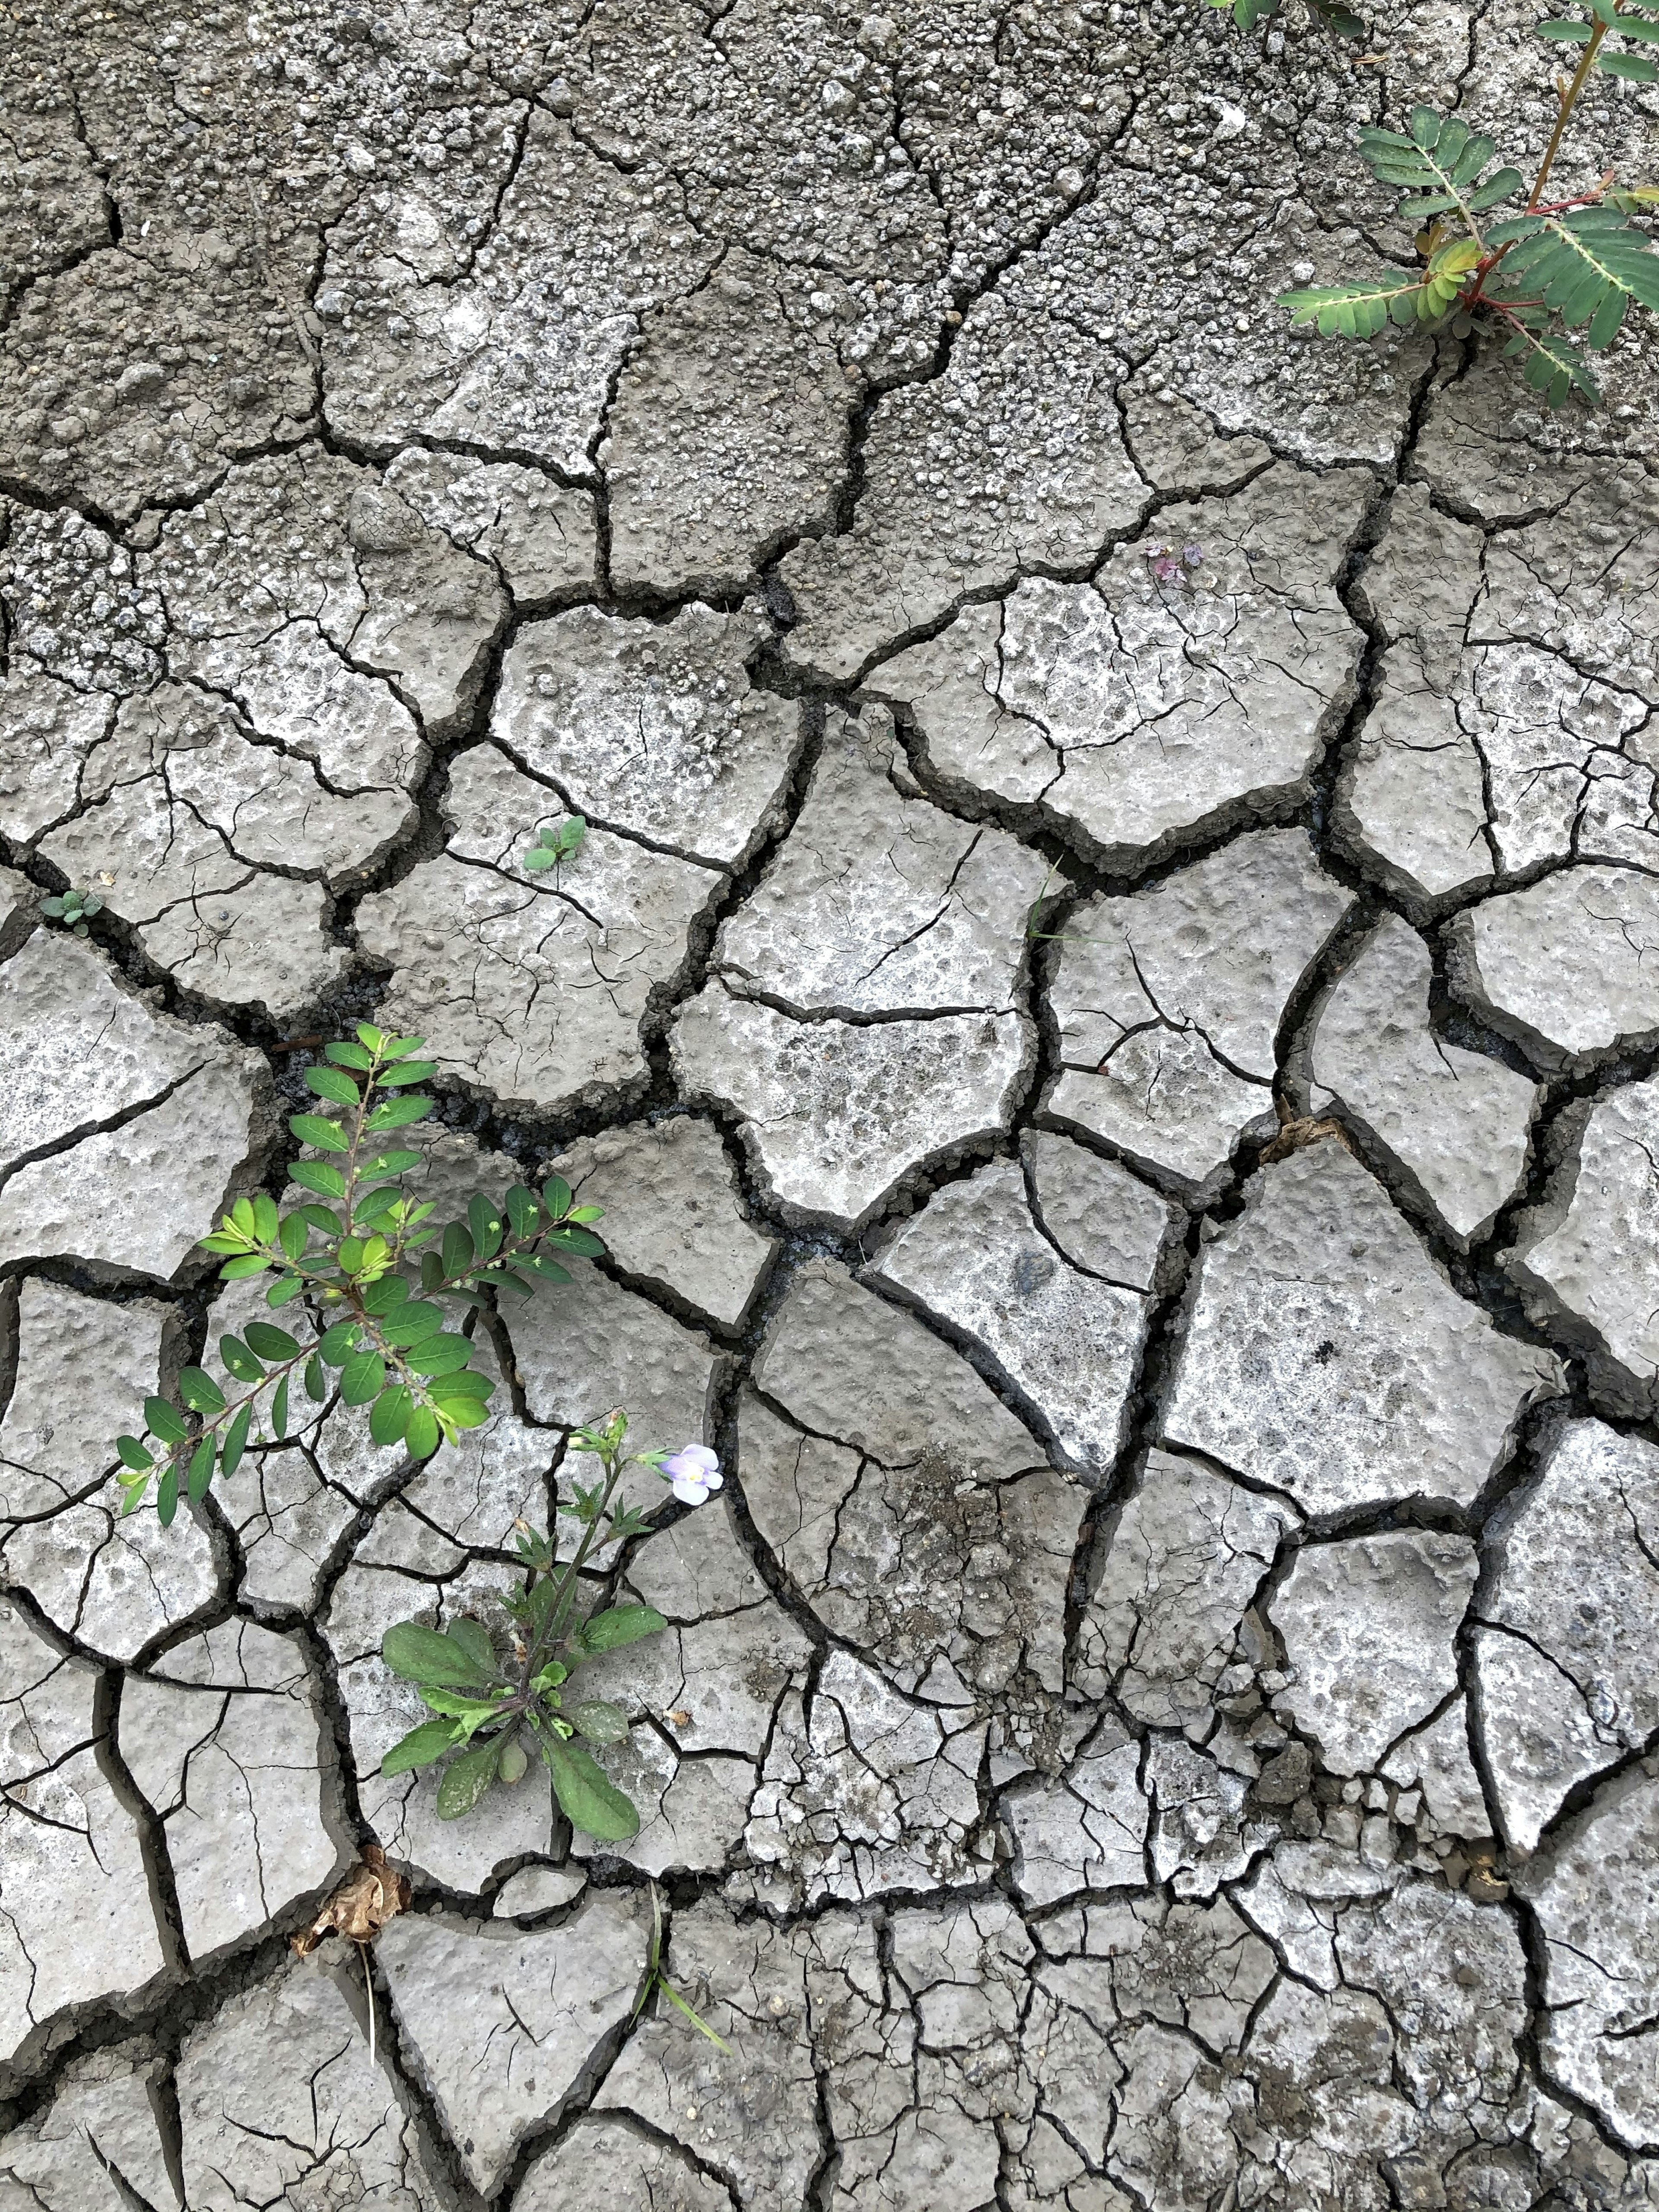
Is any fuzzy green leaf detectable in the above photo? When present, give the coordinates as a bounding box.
[565,1698,630,1745]
[435,1738,502,1819]
[380,1717,463,1776]
[382,1621,498,1686]
[543,1737,639,1841]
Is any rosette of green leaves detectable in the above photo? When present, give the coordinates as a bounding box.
[378,1599,664,1836]
[113,1022,606,1524]
[41,887,102,938]
[521,815,586,873]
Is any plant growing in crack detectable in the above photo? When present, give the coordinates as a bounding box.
[521,812,587,874]
[39,885,103,937]
[1278,0,1659,404]
[378,1413,725,1839]
[1205,0,1364,37]
[111,1020,607,1521]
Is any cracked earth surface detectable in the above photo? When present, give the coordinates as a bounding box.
[3,0,1659,2204]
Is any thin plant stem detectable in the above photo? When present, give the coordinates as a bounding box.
[1529,17,1609,210]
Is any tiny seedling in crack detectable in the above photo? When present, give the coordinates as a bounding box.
[522,814,587,874]
[40,887,102,937]
[1278,2,1659,404]
[111,1021,608,1521]
[629,1882,733,2053]
[1206,0,1365,37]
[377,1415,726,1840]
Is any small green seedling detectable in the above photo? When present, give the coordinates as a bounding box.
[377,1413,726,1838]
[112,1021,608,1522]
[1205,0,1365,37]
[523,816,586,873]
[1278,1,1659,405]
[41,887,103,937]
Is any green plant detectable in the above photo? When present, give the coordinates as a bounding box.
[1205,0,1365,38]
[522,814,586,873]
[1278,2,1659,405]
[111,1021,607,1523]
[41,886,103,937]
[376,1414,725,1838]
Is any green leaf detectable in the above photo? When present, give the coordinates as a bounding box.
[178,1367,226,1416]
[272,1375,290,1439]
[1281,275,1435,336]
[157,1461,178,1527]
[522,846,558,871]
[318,1319,362,1365]
[441,1222,475,1280]
[251,1194,280,1243]
[289,1113,350,1152]
[447,1617,498,1679]
[268,1272,305,1309]
[290,1160,348,1198]
[379,1717,463,1776]
[423,1369,496,1403]
[355,1022,387,1052]
[144,1397,188,1445]
[542,1175,572,1221]
[543,1226,606,1258]
[279,1214,307,1264]
[296,1205,341,1236]
[359,1274,412,1314]
[244,1322,300,1361]
[376,1060,439,1088]
[1537,16,1594,32]
[369,1385,412,1445]
[382,1621,498,1686]
[468,1193,505,1262]
[186,1431,216,1503]
[381,1302,447,1348]
[1467,166,1526,210]
[219,1402,253,1481]
[544,1737,639,1841]
[304,1064,361,1107]
[406,1405,441,1459]
[404,1336,474,1376]
[1599,48,1659,75]
[304,1354,328,1401]
[362,1148,423,1179]
[219,1255,273,1281]
[565,1698,630,1745]
[340,1351,388,1405]
[364,1096,432,1132]
[116,1435,154,1471]
[435,1739,501,1819]
[219,1335,265,1384]
[572,1604,668,1655]
[1409,105,1441,148]
[432,1394,492,1432]
[504,1185,540,1237]
[325,1040,376,1071]
[519,1254,572,1285]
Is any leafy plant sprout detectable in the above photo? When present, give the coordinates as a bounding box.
[1278,0,1659,405]
[40,886,102,937]
[112,1021,607,1522]
[1206,0,1364,36]
[522,814,587,874]
[377,1412,718,1838]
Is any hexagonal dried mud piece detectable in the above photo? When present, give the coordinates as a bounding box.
[322,111,717,474]
[1520,1767,1659,2152]
[357,753,719,1117]
[1309,914,1537,1246]
[1045,829,1351,1197]
[878,465,1366,861]
[778,288,1144,683]
[1024,1128,1177,1292]
[1163,1144,1562,1516]
[1074,1448,1296,1732]
[744,1261,1074,1724]
[714,704,1049,1016]
[516,2116,732,2212]
[378,1892,648,2196]
[1506,1073,1659,1412]
[175,1955,448,2211]
[1268,1532,1478,1777]
[550,1117,777,1331]
[492,601,799,866]
[673,984,1031,1228]
[0,2040,177,2212]
[1002,1726,1148,1907]
[604,248,855,594]
[865,1149,1169,1473]
[384,448,598,604]
[118,1621,344,1964]
[0,1605,166,2081]
[1477,1419,1659,1854]
[0,929,267,1279]
[748,1648,990,1903]
[1449,867,1659,1066]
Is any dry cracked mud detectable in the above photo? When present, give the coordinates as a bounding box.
[3,0,1659,2205]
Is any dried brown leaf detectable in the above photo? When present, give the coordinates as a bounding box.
[291,1843,412,1956]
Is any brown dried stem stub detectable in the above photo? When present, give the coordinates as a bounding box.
[291,1843,412,1957]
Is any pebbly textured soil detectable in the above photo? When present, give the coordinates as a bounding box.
[3,0,1659,2205]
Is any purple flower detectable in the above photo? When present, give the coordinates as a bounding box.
[1182,543,1204,568]
[661,1443,722,1506]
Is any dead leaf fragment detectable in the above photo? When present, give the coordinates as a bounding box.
[291,1843,412,1956]
[1258,1115,1355,1166]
